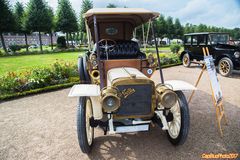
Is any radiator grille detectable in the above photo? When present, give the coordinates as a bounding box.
[115,84,153,116]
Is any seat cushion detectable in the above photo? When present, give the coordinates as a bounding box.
[98,40,146,59]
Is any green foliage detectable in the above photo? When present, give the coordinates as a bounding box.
[9,44,22,52]
[170,44,181,53]
[25,0,53,32]
[79,0,93,33]
[106,3,117,8]
[159,53,181,65]
[183,23,240,39]
[0,0,16,53]
[0,61,79,96]
[14,2,24,33]
[147,52,181,66]
[57,36,67,48]
[166,16,174,39]
[56,0,78,33]
[0,0,16,32]
[156,15,167,39]
[174,18,183,39]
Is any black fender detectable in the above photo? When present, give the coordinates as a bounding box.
[214,54,232,65]
[180,50,192,61]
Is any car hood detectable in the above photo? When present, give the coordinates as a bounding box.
[215,43,239,50]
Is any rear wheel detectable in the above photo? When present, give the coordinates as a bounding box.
[77,97,94,153]
[218,57,233,77]
[167,91,190,145]
[182,53,191,67]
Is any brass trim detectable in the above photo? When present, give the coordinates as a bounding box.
[112,77,156,119]
[90,70,100,84]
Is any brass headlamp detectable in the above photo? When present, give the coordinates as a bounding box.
[101,87,121,112]
[156,84,177,109]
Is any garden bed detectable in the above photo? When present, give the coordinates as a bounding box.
[0,61,79,101]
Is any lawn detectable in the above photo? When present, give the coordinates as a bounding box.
[0,52,83,75]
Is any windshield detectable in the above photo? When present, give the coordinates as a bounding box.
[209,34,229,44]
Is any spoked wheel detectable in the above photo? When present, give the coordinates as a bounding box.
[218,57,233,77]
[77,97,94,153]
[182,53,191,67]
[167,91,190,145]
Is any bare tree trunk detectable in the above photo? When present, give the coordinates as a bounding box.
[38,32,43,52]
[76,32,79,45]
[24,33,29,52]
[0,32,7,53]
[80,32,83,44]
[70,33,74,46]
[50,32,53,50]
[66,33,69,47]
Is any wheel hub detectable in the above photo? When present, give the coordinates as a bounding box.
[220,60,230,74]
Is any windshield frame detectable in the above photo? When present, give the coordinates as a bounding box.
[208,33,230,45]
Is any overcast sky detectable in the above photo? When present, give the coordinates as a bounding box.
[10,0,240,29]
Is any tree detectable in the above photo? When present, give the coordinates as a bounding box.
[25,0,53,52]
[166,16,174,40]
[174,18,183,39]
[0,0,15,53]
[46,7,55,50]
[56,0,78,47]
[196,24,208,32]
[156,15,167,40]
[14,2,29,52]
[79,0,93,44]
[106,3,117,8]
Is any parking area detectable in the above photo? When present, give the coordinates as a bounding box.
[0,65,239,160]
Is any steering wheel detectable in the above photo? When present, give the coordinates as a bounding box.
[98,39,116,59]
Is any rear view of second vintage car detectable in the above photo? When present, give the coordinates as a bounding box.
[68,8,196,154]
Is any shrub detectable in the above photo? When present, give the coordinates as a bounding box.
[9,45,22,52]
[0,61,79,96]
[170,44,181,54]
[57,36,67,48]
[147,52,181,66]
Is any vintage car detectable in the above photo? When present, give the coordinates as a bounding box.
[68,8,196,153]
[181,32,240,77]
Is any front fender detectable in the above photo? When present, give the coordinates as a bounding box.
[68,84,103,120]
[165,80,196,91]
[68,84,100,97]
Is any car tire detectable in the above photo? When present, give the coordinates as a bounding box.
[166,91,190,145]
[77,97,94,153]
[218,57,233,77]
[182,53,191,67]
[78,57,86,83]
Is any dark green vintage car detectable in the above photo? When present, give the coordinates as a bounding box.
[181,32,240,77]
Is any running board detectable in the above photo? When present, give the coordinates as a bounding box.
[114,124,149,134]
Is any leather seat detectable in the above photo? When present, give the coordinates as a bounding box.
[98,40,146,59]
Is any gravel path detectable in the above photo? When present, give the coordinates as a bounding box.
[0,65,239,160]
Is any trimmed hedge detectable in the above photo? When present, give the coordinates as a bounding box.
[0,47,88,57]
[0,82,78,101]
